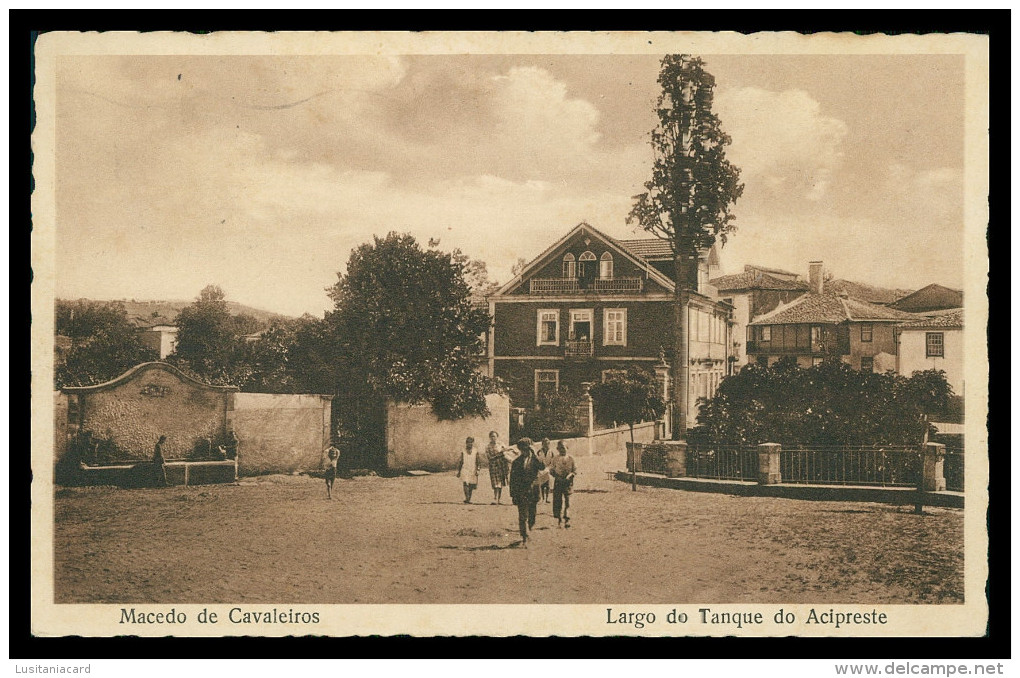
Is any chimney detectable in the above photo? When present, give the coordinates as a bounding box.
[809,261,824,295]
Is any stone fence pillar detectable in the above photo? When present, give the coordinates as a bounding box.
[921,442,946,492]
[757,443,781,485]
[663,441,688,478]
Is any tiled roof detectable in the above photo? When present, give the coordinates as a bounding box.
[897,309,963,329]
[745,264,801,278]
[823,279,911,305]
[711,270,809,292]
[614,238,674,259]
[750,294,920,325]
[888,284,963,312]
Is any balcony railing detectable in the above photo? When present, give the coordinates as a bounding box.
[746,340,824,355]
[529,277,643,295]
[564,340,594,359]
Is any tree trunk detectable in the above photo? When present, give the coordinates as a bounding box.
[673,251,689,439]
[630,423,637,491]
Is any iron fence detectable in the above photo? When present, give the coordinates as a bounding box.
[685,445,759,481]
[779,446,919,487]
[943,448,964,492]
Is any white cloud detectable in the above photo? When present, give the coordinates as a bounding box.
[715,86,848,202]
[490,66,602,155]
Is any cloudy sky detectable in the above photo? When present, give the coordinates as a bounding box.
[54,52,965,317]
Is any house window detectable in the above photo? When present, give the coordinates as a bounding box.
[536,309,559,346]
[577,251,596,281]
[810,325,822,351]
[926,332,944,358]
[761,326,771,342]
[860,356,874,372]
[535,369,559,403]
[569,309,593,342]
[698,310,710,342]
[599,252,614,279]
[601,369,626,382]
[562,253,575,279]
[603,308,627,346]
[860,323,873,342]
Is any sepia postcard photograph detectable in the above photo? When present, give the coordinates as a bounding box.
[30,29,990,639]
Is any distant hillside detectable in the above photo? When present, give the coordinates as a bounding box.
[57,298,293,326]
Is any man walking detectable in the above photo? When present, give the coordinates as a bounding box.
[508,438,545,548]
[549,440,576,528]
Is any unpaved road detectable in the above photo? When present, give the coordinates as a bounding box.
[54,453,963,604]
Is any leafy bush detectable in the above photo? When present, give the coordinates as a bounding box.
[691,358,954,447]
[521,388,586,440]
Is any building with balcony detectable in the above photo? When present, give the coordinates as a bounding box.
[711,264,811,371]
[488,221,733,423]
[746,262,919,372]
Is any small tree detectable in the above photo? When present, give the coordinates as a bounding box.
[590,368,666,489]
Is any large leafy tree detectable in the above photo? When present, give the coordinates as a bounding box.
[54,300,158,387]
[326,232,496,422]
[628,55,744,437]
[692,360,955,447]
[170,285,242,383]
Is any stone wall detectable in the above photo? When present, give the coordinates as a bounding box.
[231,393,332,476]
[385,394,510,472]
[66,363,235,461]
[556,420,657,457]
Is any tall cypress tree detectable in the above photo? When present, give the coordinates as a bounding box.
[628,55,744,437]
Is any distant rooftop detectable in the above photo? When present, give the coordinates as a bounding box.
[823,279,913,306]
[888,284,963,313]
[744,263,800,279]
[750,294,920,326]
[898,309,963,329]
[711,270,809,292]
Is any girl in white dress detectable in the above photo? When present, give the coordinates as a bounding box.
[457,437,479,504]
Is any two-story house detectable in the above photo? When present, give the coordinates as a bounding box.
[746,262,918,372]
[895,309,964,394]
[711,264,810,371]
[488,222,733,424]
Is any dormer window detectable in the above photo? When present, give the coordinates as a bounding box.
[600,252,614,279]
[562,253,575,279]
[578,251,596,281]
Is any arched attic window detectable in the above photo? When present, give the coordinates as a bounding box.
[578,251,596,280]
[600,251,614,279]
[562,253,575,279]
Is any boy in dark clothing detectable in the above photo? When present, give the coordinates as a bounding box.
[152,435,168,487]
[508,438,545,547]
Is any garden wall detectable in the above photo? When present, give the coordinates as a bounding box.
[385,394,510,472]
[231,393,333,476]
[62,362,236,462]
[556,420,657,457]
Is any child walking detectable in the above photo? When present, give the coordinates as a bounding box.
[324,443,341,500]
[457,436,479,504]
